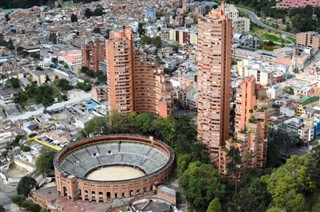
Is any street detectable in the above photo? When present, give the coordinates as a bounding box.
[237,7,295,37]
[0,178,17,211]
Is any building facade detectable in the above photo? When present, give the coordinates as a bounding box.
[106,28,134,113]
[222,76,268,173]
[296,31,320,51]
[82,37,106,72]
[197,1,233,171]
[134,50,173,117]
[106,28,173,117]
[276,0,319,9]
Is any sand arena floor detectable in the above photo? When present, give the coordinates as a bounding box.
[86,166,145,181]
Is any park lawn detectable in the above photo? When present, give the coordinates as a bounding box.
[62,2,74,8]
[261,33,291,45]
[287,37,296,42]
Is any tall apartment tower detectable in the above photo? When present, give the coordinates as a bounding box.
[197,1,233,167]
[106,27,134,113]
[134,50,173,117]
[220,76,268,174]
[82,37,106,72]
[106,27,173,117]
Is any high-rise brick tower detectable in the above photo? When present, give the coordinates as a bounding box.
[197,0,233,169]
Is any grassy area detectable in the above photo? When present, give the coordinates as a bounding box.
[261,33,292,46]
[61,2,74,8]
[287,37,296,42]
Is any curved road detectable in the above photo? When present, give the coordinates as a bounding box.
[237,7,295,37]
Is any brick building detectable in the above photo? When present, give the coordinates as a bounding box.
[221,76,269,174]
[197,1,233,172]
[296,31,320,51]
[106,27,173,117]
[81,37,106,72]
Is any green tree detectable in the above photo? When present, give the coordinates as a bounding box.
[266,207,286,212]
[6,78,20,88]
[84,8,93,18]
[266,139,283,168]
[17,176,36,196]
[75,80,92,92]
[93,27,101,34]
[207,198,221,212]
[51,57,58,64]
[261,155,316,211]
[140,36,152,46]
[179,161,224,211]
[283,86,294,95]
[82,116,107,137]
[153,117,176,142]
[30,52,40,59]
[49,32,57,44]
[153,36,162,48]
[6,39,14,50]
[312,203,320,212]
[128,112,156,134]
[11,195,26,206]
[230,177,271,212]
[55,78,73,91]
[71,14,78,23]
[35,147,56,177]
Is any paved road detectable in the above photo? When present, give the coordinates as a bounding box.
[237,7,295,37]
[0,178,17,211]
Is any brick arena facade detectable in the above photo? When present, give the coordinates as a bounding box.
[53,135,175,203]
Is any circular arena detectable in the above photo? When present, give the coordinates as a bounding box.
[53,135,175,203]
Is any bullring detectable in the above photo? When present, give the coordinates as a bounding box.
[53,135,175,203]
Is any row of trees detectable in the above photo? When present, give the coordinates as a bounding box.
[14,82,57,107]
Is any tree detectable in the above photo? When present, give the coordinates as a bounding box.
[6,39,14,50]
[55,78,73,91]
[138,22,146,35]
[6,78,20,88]
[207,198,221,212]
[93,27,101,34]
[51,57,58,64]
[261,155,317,211]
[128,112,156,134]
[82,116,107,137]
[49,32,57,44]
[93,7,104,16]
[35,147,56,177]
[267,207,286,212]
[16,46,24,53]
[153,36,162,48]
[230,177,271,212]
[17,176,36,196]
[85,8,93,18]
[266,140,283,168]
[179,161,224,211]
[11,195,26,206]
[76,80,92,92]
[71,13,78,22]
[312,203,320,212]
[30,52,40,59]
[0,205,5,212]
[140,36,152,46]
[283,86,294,95]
